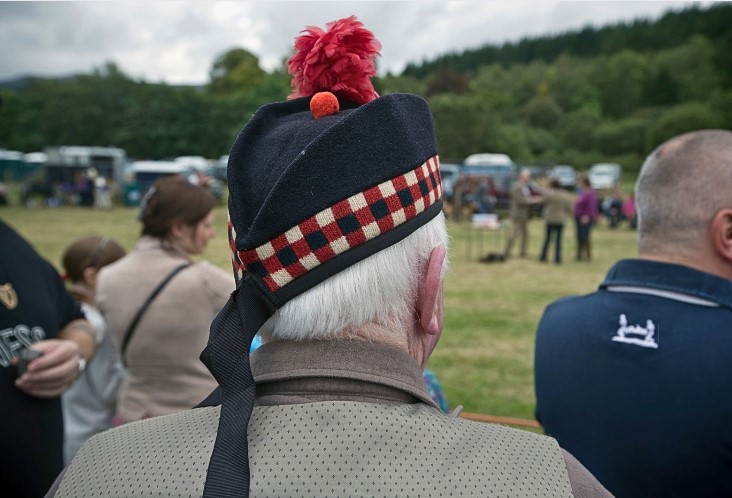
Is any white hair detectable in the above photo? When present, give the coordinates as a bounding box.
[636,129,732,256]
[261,213,449,341]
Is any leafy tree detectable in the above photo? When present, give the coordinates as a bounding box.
[0,91,23,148]
[208,48,266,95]
[648,35,721,104]
[522,96,562,129]
[378,74,425,96]
[589,50,647,118]
[425,69,470,97]
[708,90,732,129]
[525,127,560,162]
[428,94,496,162]
[648,102,725,148]
[555,109,602,153]
[485,124,532,163]
[471,64,515,120]
[594,117,649,157]
[404,4,731,76]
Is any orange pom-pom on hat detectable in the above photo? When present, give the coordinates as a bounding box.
[310,91,340,119]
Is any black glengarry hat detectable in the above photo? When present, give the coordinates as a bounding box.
[200,16,443,497]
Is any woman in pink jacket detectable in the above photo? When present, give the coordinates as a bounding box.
[573,176,599,261]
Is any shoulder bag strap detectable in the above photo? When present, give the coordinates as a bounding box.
[120,263,191,366]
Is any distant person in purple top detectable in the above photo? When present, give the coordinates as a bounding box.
[573,176,598,261]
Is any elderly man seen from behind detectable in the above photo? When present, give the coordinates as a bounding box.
[49,16,609,498]
[535,129,732,498]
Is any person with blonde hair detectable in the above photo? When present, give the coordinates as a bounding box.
[95,176,234,424]
[60,235,127,463]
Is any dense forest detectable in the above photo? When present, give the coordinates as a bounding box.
[1,3,730,174]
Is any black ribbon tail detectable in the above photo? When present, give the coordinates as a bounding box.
[200,277,277,498]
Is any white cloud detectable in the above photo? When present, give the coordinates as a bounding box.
[0,1,707,84]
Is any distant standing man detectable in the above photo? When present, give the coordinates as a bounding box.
[539,178,574,264]
[503,168,541,258]
[535,130,732,498]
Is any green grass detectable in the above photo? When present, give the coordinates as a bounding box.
[1,204,639,424]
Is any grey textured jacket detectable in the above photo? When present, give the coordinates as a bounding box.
[48,340,611,497]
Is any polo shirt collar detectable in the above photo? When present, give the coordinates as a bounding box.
[601,258,732,310]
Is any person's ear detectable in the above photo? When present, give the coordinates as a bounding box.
[170,222,187,241]
[82,267,98,289]
[711,208,732,262]
[418,244,446,336]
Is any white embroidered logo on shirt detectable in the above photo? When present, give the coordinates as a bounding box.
[611,314,658,349]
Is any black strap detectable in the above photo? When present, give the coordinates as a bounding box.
[200,275,278,498]
[120,263,190,366]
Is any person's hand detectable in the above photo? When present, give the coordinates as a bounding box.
[580,215,590,224]
[14,339,81,398]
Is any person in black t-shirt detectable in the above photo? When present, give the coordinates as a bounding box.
[0,220,97,498]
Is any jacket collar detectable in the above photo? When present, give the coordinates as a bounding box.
[135,235,192,261]
[601,258,732,310]
[250,339,438,409]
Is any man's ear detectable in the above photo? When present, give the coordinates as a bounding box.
[418,244,446,336]
[711,208,732,263]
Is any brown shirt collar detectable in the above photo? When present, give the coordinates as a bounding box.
[251,339,438,409]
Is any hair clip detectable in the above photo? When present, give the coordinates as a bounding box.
[87,237,110,269]
[137,186,157,221]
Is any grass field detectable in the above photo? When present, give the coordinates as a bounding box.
[1,201,639,423]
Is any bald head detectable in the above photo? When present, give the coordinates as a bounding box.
[636,130,732,259]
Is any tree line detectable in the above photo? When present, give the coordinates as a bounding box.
[0,3,730,175]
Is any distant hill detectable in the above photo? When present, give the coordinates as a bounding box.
[403,3,732,78]
[0,74,80,92]
[0,74,204,92]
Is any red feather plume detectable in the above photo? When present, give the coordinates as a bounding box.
[288,16,381,105]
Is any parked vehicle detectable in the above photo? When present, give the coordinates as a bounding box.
[209,155,229,183]
[127,160,190,205]
[524,164,549,180]
[21,146,126,207]
[547,165,578,191]
[455,153,518,212]
[439,163,460,203]
[589,163,621,190]
[463,153,513,168]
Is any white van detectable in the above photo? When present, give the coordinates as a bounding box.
[588,163,621,190]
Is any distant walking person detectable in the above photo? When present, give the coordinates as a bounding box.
[539,178,574,264]
[503,168,541,258]
[573,176,598,261]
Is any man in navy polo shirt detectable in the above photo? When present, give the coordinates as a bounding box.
[534,129,732,498]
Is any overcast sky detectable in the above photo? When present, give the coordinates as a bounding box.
[0,1,711,85]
